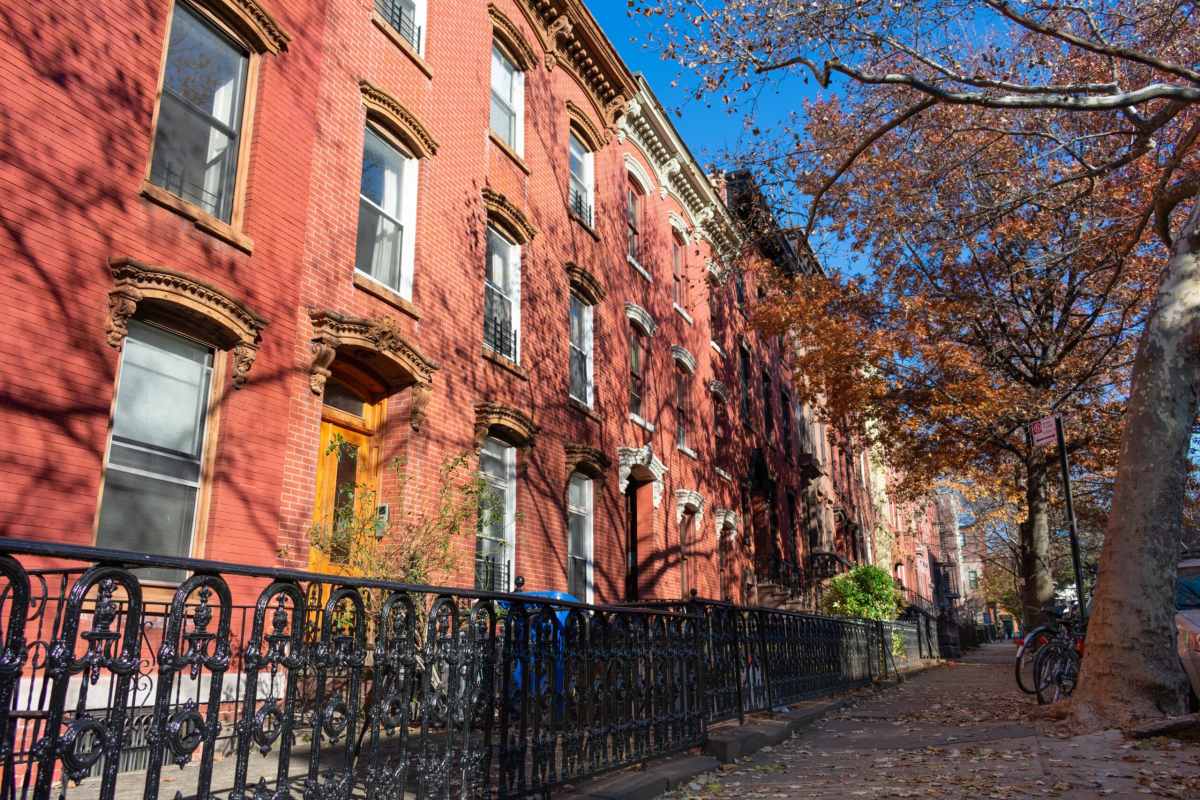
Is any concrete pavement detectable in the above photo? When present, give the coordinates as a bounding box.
[656,642,1200,799]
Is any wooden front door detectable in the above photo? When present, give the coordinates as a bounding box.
[310,374,382,575]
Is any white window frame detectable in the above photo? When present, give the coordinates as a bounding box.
[567,472,594,602]
[484,225,522,363]
[356,126,419,300]
[96,320,214,580]
[568,294,594,406]
[490,43,524,155]
[479,436,517,591]
[375,0,427,55]
[568,131,594,225]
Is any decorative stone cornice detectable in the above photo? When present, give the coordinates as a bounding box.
[675,489,705,525]
[106,257,266,388]
[707,379,729,402]
[564,442,610,478]
[475,402,538,448]
[620,77,739,257]
[565,261,606,304]
[668,212,691,241]
[671,345,697,374]
[514,0,637,128]
[204,0,291,55]
[617,445,667,508]
[360,81,439,157]
[565,99,608,149]
[482,188,537,243]
[309,310,438,429]
[624,302,656,336]
[488,4,539,71]
[712,508,739,539]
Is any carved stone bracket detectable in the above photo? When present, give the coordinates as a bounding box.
[106,257,267,388]
[565,262,606,305]
[361,81,439,157]
[617,445,667,508]
[565,442,611,479]
[675,488,705,526]
[712,508,739,539]
[482,188,537,243]
[475,402,538,449]
[309,310,438,429]
[707,379,729,403]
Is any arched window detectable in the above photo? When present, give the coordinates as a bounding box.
[568,129,595,226]
[567,472,594,601]
[629,322,647,418]
[490,41,525,155]
[671,230,688,310]
[626,175,646,266]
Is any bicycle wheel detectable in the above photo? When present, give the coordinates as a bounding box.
[1015,626,1054,694]
[1034,641,1079,705]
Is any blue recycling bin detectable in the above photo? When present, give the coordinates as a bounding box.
[497,590,580,706]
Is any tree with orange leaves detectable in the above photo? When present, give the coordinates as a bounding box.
[637,0,1199,725]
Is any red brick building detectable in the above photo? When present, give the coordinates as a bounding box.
[0,0,871,605]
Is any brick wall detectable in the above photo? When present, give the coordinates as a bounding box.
[0,0,879,606]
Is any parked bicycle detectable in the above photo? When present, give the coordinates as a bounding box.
[1032,619,1085,704]
[1014,604,1078,694]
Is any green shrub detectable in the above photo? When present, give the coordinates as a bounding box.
[821,564,902,621]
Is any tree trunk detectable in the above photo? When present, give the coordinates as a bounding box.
[1070,203,1200,728]
[1019,457,1056,629]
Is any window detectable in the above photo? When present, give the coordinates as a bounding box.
[671,233,687,309]
[739,345,752,426]
[709,287,725,338]
[477,437,516,591]
[734,272,747,311]
[149,2,249,222]
[714,397,731,467]
[680,509,697,598]
[567,473,594,601]
[490,44,523,154]
[675,367,691,450]
[569,294,594,406]
[356,127,417,297]
[626,178,644,264]
[484,226,521,361]
[968,569,980,590]
[568,131,594,226]
[629,324,647,417]
[96,321,213,583]
[762,370,774,434]
[375,0,425,53]
[781,390,793,457]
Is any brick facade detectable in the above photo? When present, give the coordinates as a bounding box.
[0,0,876,606]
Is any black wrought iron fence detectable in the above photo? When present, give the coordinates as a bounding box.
[0,540,936,800]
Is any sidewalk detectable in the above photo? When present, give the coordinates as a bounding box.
[658,643,1200,799]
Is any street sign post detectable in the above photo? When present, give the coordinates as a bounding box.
[1030,415,1087,621]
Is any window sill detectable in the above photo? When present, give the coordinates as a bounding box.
[141,181,254,254]
[568,396,602,422]
[372,13,433,79]
[629,412,655,432]
[354,272,421,319]
[627,255,652,283]
[483,348,529,380]
[568,210,600,241]
[489,132,530,175]
[710,340,725,358]
[677,444,698,460]
[673,303,693,325]
[715,467,733,482]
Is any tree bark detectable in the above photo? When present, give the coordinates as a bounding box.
[1020,457,1056,629]
[1071,202,1200,728]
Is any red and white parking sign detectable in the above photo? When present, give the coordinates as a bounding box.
[1030,416,1058,448]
